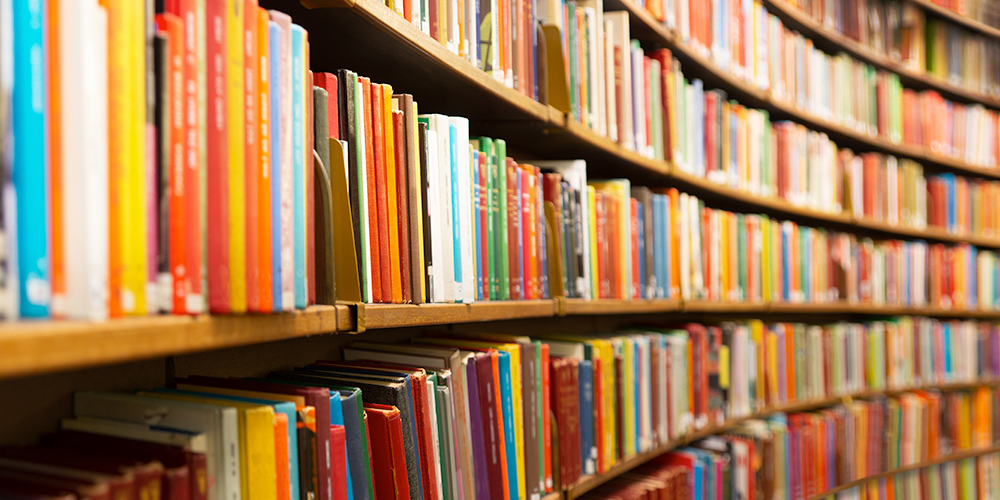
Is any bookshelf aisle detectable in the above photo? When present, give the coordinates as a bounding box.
[5,0,1000,499]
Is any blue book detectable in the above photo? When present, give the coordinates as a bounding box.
[269,22,283,311]
[945,174,956,232]
[327,392,354,500]
[291,25,307,309]
[152,388,301,500]
[636,203,645,298]
[473,150,483,300]
[497,351,520,500]
[578,359,595,475]
[335,389,371,500]
[449,123,462,301]
[12,0,48,317]
[944,322,953,379]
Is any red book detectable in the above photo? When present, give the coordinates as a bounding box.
[330,425,347,500]
[522,166,536,299]
[540,343,553,490]
[0,446,163,500]
[363,405,411,500]
[550,357,581,488]
[313,73,339,141]
[154,13,188,315]
[164,0,203,315]
[534,167,545,298]
[364,412,377,499]
[361,78,382,302]
[205,0,230,313]
[507,159,522,300]
[243,0,260,312]
[371,84,392,303]
[607,197,620,298]
[393,111,412,303]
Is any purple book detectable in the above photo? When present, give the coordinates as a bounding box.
[466,353,490,500]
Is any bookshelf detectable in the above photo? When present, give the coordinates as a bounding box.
[909,0,1000,39]
[5,0,1000,497]
[804,445,1000,500]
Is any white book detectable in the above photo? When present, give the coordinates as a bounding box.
[450,117,474,303]
[603,19,617,143]
[435,116,457,302]
[575,4,602,132]
[74,391,240,500]
[533,160,590,299]
[606,12,632,150]
[435,383,460,500]
[630,44,646,156]
[269,11,296,311]
[464,0,477,67]
[61,0,109,321]
[61,416,208,453]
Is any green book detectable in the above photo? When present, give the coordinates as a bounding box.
[496,139,509,300]
[475,138,497,299]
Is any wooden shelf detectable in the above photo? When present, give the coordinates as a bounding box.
[909,0,1000,40]
[806,445,1000,500]
[0,305,347,381]
[363,300,558,329]
[764,0,1000,110]
[565,380,1000,499]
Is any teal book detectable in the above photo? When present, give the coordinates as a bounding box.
[497,350,520,500]
[291,25,307,309]
[327,392,355,500]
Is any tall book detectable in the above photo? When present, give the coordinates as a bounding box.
[12,0,49,318]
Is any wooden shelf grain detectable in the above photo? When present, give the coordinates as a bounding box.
[806,445,1000,500]
[562,298,682,315]
[363,300,558,329]
[909,0,1000,40]
[566,380,1000,499]
[0,305,345,380]
[764,0,1000,110]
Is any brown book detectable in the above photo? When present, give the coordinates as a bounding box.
[391,110,411,303]
[550,356,581,488]
[0,467,110,500]
[0,446,163,500]
[392,94,424,304]
[519,341,541,499]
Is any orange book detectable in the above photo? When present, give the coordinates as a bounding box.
[785,325,795,402]
[256,7,273,312]
[49,0,65,318]
[381,85,402,304]
[244,0,261,311]
[523,165,538,299]
[155,13,187,315]
[274,413,290,500]
[668,188,680,298]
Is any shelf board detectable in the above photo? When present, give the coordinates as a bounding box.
[562,298,682,315]
[0,305,345,380]
[566,379,1000,499]
[908,0,1000,40]
[363,300,558,329]
[764,0,1000,110]
[806,445,1000,500]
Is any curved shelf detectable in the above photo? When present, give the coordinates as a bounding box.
[566,380,1000,499]
[605,0,1000,181]
[909,0,1000,40]
[806,445,1000,500]
[764,0,1000,110]
[286,0,1000,249]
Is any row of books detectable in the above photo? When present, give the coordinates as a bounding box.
[1,321,998,500]
[377,0,542,98]
[926,173,1000,238]
[927,0,1000,30]
[578,390,1000,500]
[0,0,368,319]
[779,0,1000,101]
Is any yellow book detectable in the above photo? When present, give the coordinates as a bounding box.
[110,0,147,315]
[588,180,631,299]
[766,330,779,404]
[382,85,402,303]
[227,0,247,312]
[138,391,278,500]
[749,319,765,406]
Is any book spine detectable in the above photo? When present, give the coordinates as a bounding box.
[256,8,273,312]
[206,0,230,313]
[243,0,259,312]
[291,25,305,309]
